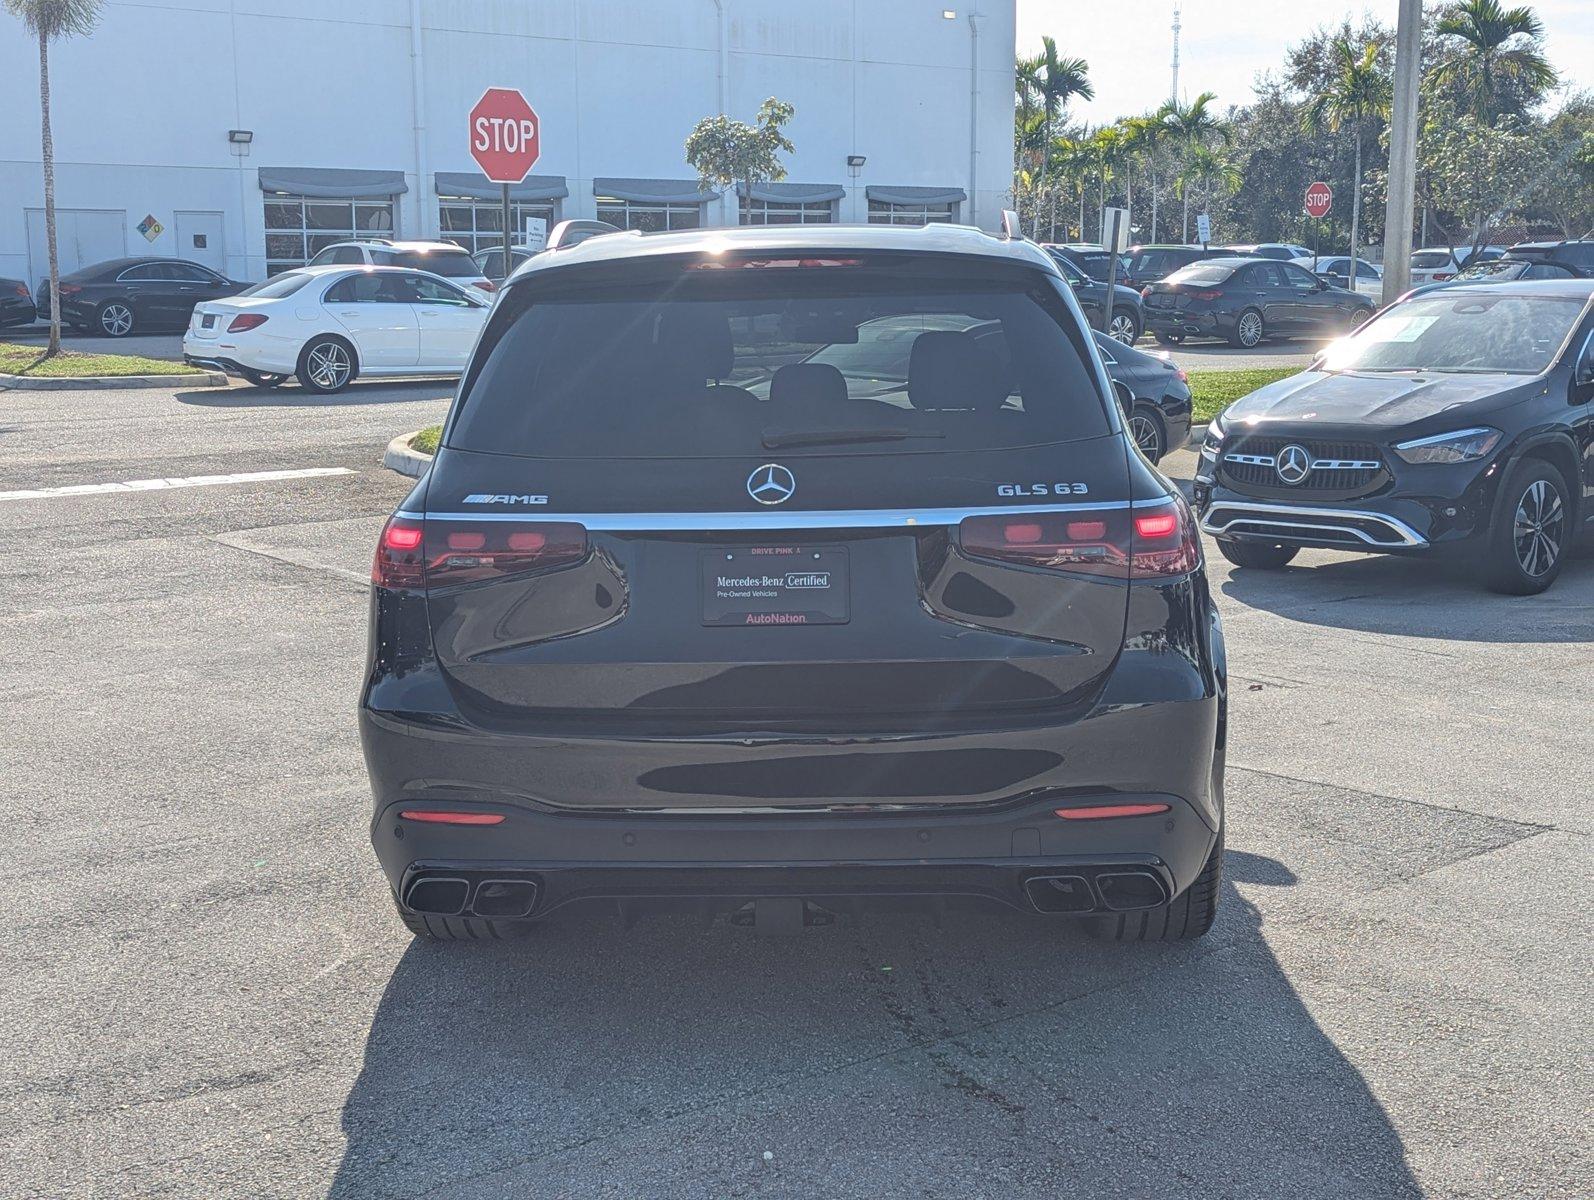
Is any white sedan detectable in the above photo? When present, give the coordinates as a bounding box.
[182,265,490,393]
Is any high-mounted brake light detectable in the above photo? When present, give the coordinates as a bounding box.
[371,515,587,589]
[1054,803,1171,820]
[227,313,269,332]
[689,257,864,271]
[399,810,505,826]
[959,497,1199,580]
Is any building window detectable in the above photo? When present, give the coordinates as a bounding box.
[438,196,557,254]
[740,197,836,225]
[868,199,958,226]
[263,193,395,275]
[595,197,703,232]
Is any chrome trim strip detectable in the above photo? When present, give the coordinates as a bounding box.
[401,499,1137,531]
[1200,501,1427,548]
[1221,453,1380,470]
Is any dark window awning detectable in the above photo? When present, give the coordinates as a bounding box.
[593,177,720,204]
[257,167,408,198]
[736,181,846,204]
[434,171,569,202]
[866,185,967,207]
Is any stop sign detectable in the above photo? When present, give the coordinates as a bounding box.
[469,87,541,184]
[1303,181,1333,220]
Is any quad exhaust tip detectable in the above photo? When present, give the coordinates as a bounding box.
[404,873,540,919]
[1024,869,1169,914]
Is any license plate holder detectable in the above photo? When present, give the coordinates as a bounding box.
[701,546,849,627]
[201,314,216,329]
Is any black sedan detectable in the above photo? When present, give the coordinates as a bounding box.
[1095,330,1191,462]
[1047,248,1144,343]
[1120,244,1213,289]
[37,257,250,338]
[1144,257,1373,348]
[0,276,36,328]
[1195,280,1594,594]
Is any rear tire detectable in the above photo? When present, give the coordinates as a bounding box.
[296,335,356,394]
[1228,308,1264,348]
[239,368,287,388]
[1128,404,1167,461]
[1481,459,1571,595]
[1108,308,1141,345]
[394,896,531,941]
[1087,832,1223,942]
[1217,539,1298,570]
[1153,331,1184,346]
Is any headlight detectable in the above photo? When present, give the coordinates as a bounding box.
[1201,418,1225,455]
[1391,427,1502,465]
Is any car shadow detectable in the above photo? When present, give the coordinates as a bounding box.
[1216,542,1594,644]
[174,379,455,408]
[327,852,1418,1198]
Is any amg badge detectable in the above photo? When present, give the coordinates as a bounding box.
[462,493,549,505]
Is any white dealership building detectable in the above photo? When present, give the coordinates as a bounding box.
[0,1,1016,285]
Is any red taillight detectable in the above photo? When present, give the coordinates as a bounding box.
[398,810,505,825]
[1433,272,1453,281]
[959,497,1198,580]
[1140,286,1152,299]
[1188,289,1222,301]
[1173,367,1189,384]
[690,256,865,270]
[14,283,29,298]
[475,280,498,292]
[371,515,587,589]
[57,283,82,296]
[227,313,268,332]
[1054,803,1171,820]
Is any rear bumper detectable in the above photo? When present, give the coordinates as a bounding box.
[1144,308,1224,338]
[374,793,1218,919]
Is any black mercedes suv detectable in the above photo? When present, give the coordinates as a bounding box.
[1196,280,1594,594]
[361,222,1226,942]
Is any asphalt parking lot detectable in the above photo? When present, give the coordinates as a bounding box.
[2,378,1590,1199]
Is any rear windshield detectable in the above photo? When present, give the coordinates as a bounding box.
[377,248,480,277]
[1166,263,1235,286]
[1411,251,1453,268]
[448,261,1109,458]
[236,272,311,299]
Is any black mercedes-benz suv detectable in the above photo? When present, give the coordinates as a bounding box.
[1196,280,1594,594]
[361,222,1226,942]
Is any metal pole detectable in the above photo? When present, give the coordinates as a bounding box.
[1101,208,1122,335]
[1381,0,1422,305]
[502,182,512,280]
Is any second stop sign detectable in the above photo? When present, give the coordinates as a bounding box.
[469,87,541,184]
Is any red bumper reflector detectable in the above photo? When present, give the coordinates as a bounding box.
[398,810,505,826]
[1054,803,1172,820]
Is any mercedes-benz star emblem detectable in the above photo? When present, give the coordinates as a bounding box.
[1275,444,1313,485]
[747,463,796,505]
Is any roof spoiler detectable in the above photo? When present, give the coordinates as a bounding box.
[545,219,623,251]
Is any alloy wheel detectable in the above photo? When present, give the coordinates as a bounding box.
[100,304,133,337]
[1109,313,1137,344]
[1512,478,1564,578]
[307,342,351,390]
[1129,411,1163,458]
[1237,311,1262,347]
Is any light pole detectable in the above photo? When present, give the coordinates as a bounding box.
[1381,0,1422,304]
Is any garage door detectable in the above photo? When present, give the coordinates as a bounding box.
[25,208,126,284]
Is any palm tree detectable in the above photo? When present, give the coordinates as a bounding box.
[5,0,102,357]
[1431,0,1557,121]
[1303,37,1392,276]
[1121,114,1164,243]
[1174,144,1243,238]
[1159,92,1227,242]
[1089,126,1126,243]
[1015,37,1093,189]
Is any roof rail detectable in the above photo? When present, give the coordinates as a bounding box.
[546,219,623,251]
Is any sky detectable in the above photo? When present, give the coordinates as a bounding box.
[1013,1,1593,124]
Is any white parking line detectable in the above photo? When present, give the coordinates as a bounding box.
[0,467,357,502]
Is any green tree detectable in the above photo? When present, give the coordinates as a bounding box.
[5,0,103,357]
[1525,93,1594,238]
[1303,37,1392,272]
[1174,145,1243,242]
[1015,37,1093,182]
[1430,0,1557,121]
[1160,91,1228,241]
[1417,110,1544,251]
[684,97,796,216]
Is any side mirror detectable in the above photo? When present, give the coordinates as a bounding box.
[1573,355,1594,402]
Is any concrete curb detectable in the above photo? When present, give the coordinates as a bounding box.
[1187,424,1206,449]
[0,369,228,391]
[384,431,433,478]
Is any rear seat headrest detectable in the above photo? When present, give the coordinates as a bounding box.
[907,330,1007,411]
[655,307,734,383]
[770,362,848,409]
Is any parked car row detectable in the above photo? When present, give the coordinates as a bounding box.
[1144,257,1374,348]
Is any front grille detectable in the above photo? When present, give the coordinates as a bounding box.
[1217,436,1388,499]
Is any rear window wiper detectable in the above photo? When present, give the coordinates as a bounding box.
[761,427,942,449]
